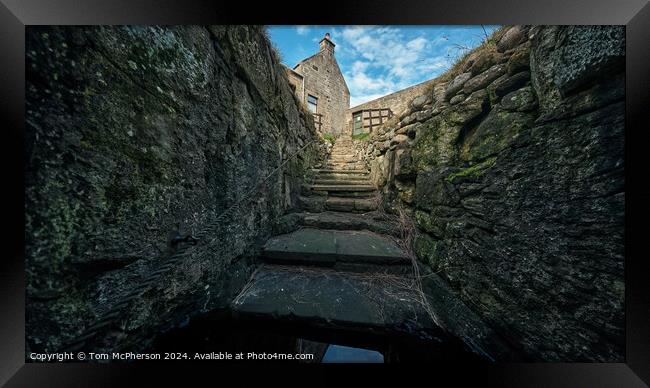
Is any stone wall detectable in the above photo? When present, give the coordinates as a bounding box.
[362,25,625,361]
[284,65,304,102]
[295,39,350,136]
[25,25,321,354]
[346,79,436,135]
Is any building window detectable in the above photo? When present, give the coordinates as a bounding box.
[312,65,319,71]
[307,94,318,113]
[353,112,363,135]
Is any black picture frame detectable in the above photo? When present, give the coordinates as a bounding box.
[1,0,648,386]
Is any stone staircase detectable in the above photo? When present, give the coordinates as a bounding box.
[231,223,440,342]
[230,135,457,354]
[299,135,379,213]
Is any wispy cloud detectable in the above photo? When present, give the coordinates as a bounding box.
[333,26,458,106]
[296,26,310,36]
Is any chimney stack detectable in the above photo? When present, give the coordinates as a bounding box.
[319,32,335,55]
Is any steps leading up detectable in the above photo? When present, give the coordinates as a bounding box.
[229,135,500,361]
[261,228,409,267]
[303,139,377,212]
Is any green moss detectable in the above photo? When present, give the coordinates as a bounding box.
[351,132,370,141]
[322,133,336,144]
[415,210,436,234]
[411,120,442,171]
[446,156,497,183]
[414,233,440,269]
[461,110,533,162]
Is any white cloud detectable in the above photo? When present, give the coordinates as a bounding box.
[328,26,491,106]
[407,37,428,51]
[296,26,310,36]
[335,26,443,104]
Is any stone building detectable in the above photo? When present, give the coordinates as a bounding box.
[346,79,436,136]
[284,33,350,136]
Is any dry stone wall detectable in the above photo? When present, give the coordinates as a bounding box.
[362,25,625,361]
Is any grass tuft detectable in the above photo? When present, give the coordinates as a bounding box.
[322,133,336,144]
[351,132,371,142]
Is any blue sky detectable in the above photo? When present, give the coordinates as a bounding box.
[268,25,499,107]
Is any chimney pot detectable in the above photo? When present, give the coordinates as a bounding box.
[319,33,335,54]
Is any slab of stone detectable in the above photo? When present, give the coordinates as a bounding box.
[262,228,409,265]
[298,195,326,213]
[314,168,369,173]
[298,211,399,236]
[232,264,438,336]
[309,184,376,192]
[313,178,372,186]
[325,197,377,212]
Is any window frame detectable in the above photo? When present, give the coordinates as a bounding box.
[307,94,318,113]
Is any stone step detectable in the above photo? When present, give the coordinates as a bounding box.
[301,185,376,199]
[313,178,372,186]
[327,191,376,199]
[296,211,400,237]
[316,174,371,182]
[326,164,368,170]
[298,195,327,213]
[327,159,361,164]
[309,184,376,192]
[325,196,377,212]
[231,264,438,336]
[302,189,375,199]
[328,159,358,164]
[261,228,409,266]
[312,169,369,175]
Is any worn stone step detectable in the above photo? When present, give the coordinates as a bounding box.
[302,189,374,199]
[327,191,376,199]
[261,228,409,266]
[329,156,356,160]
[231,264,438,336]
[312,169,369,175]
[326,164,368,171]
[316,175,370,183]
[326,161,362,166]
[309,184,376,192]
[313,178,372,185]
[325,197,377,212]
[296,211,400,236]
